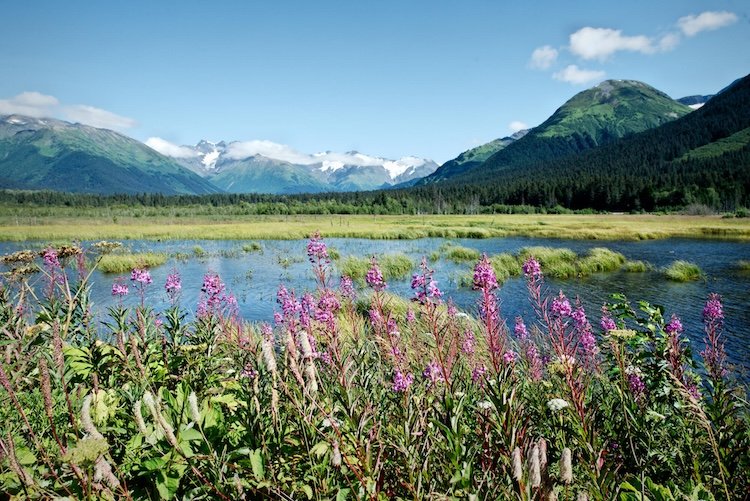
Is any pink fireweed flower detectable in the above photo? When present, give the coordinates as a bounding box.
[198,272,230,318]
[702,293,724,324]
[462,329,476,355]
[514,317,529,340]
[472,254,498,291]
[701,293,727,380]
[306,231,329,263]
[43,248,61,269]
[365,257,386,291]
[503,351,517,364]
[165,272,181,302]
[111,278,129,298]
[471,364,488,384]
[406,308,416,324]
[423,361,445,386]
[338,275,356,301]
[627,370,647,402]
[551,292,572,318]
[240,364,258,379]
[600,315,616,331]
[392,370,414,393]
[522,257,542,277]
[130,268,153,286]
[525,342,544,381]
[665,314,683,335]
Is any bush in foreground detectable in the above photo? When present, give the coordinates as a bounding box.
[0,236,747,499]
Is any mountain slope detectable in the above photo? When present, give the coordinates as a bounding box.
[0,116,220,195]
[210,155,330,194]
[424,80,692,184]
[405,73,750,211]
[435,130,527,179]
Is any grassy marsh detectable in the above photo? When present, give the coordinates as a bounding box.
[340,253,414,283]
[664,260,704,282]
[2,212,750,241]
[97,252,168,273]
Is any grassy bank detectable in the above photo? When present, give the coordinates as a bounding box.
[2,213,750,241]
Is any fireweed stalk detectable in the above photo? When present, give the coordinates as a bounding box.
[522,257,592,426]
[472,254,507,373]
[701,293,727,382]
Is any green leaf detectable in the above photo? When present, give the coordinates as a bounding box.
[301,484,313,499]
[309,441,329,458]
[250,449,264,481]
[336,488,351,501]
[179,426,202,442]
[157,471,181,500]
[142,457,166,471]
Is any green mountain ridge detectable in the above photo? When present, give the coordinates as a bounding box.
[0,116,220,195]
[426,79,692,184]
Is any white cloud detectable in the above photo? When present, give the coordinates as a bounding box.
[63,105,136,130]
[145,137,199,158]
[553,65,606,85]
[569,27,657,61]
[225,140,314,164]
[658,32,681,51]
[529,45,558,69]
[509,121,528,132]
[678,11,738,37]
[0,91,59,117]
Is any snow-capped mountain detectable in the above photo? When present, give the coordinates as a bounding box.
[146,138,439,194]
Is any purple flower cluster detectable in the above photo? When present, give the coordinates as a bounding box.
[411,258,442,304]
[702,293,724,324]
[43,248,60,270]
[111,278,129,298]
[472,254,498,291]
[366,257,386,291]
[165,272,181,301]
[462,329,475,355]
[315,290,341,326]
[338,275,356,301]
[423,361,445,386]
[627,371,647,401]
[198,272,235,318]
[130,268,153,286]
[306,231,329,263]
[600,315,616,331]
[665,314,683,335]
[471,365,487,383]
[514,317,529,340]
[551,292,572,318]
[522,257,542,278]
[240,365,258,380]
[392,370,414,393]
[406,308,416,324]
[502,351,517,364]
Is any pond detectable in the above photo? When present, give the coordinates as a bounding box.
[3,237,749,378]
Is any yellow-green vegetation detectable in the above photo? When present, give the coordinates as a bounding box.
[340,253,414,283]
[736,260,750,271]
[577,247,626,274]
[441,242,481,262]
[2,213,750,241]
[519,246,578,279]
[192,245,207,257]
[490,253,521,282]
[242,242,263,253]
[664,260,704,282]
[97,252,168,273]
[622,260,652,272]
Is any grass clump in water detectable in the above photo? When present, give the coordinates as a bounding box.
[490,253,521,282]
[193,245,207,257]
[737,260,750,271]
[519,246,578,279]
[577,247,626,275]
[444,245,480,263]
[664,260,704,282]
[340,253,414,283]
[242,242,263,253]
[98,252,168,273]
[623,260,652,272]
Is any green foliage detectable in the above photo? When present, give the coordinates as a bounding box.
[664,260,704,281]
[339,253,414,282]
[622,260,652,272]
[97,252,168,273]
[0,240,748,499]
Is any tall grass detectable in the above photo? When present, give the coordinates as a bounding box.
[340,253,414,282]
[664,260,704,281]
[97,252,168,273]
[622,260,652,272]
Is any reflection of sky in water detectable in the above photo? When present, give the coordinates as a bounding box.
[3,237,749,379]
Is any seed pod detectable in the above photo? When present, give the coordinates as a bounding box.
[560,447,573,484]
[529,444,541,487]
[512,447,523,482]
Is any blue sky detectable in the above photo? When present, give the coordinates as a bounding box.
[1,0,748,163]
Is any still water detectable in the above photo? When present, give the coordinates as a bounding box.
[3,237,749,377]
